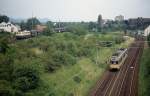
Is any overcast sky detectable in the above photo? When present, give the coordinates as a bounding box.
[0,0,150,21]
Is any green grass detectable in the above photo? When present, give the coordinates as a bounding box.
[40,58,103,96]
[35,33,134,96]
[139,48,150,96]
[10,32,134,96]
[40,48,113,96]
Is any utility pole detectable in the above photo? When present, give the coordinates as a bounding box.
[96,43,100,65]
[59,19,61,32]
[32,12,34,30]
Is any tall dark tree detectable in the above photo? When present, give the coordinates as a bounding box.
[43,21,54,36]
[46,21,53,28]
[0,15,9,23]
[26,17,41,30]
[20,21,27,31]
[97,14,103,32]
[88,22,97,32]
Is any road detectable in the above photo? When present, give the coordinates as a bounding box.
[90,37,144,96]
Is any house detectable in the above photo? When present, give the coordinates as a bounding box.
[128,18,150,30]
[0,22,20,33]
[53,22,66,32]
[35,25,47,33]
[144,25,150,36]
[115,15,124,22]
[54,27,66,32]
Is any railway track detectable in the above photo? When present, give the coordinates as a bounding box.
[90,38,144,96]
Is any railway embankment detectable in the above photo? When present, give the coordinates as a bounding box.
[139,42,150,96]
[90,37,144,96]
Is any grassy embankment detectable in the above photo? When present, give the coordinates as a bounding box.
[139,44,150,96]
[40,33,134,96]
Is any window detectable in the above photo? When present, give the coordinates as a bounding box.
[116,61,118,64]
[111,61,117,64]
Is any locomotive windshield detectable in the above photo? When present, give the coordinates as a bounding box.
[111,61,118,64]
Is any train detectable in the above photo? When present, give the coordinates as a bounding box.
[109,48,128,70]
[15,30,39,40]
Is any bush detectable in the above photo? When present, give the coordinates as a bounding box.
[139,49,150,96]
[115,36,124,44]
[45,51,76,72]
[0,54,13,81]
[0,80,14,96]
[68,92,74,96]
[0,89,13,96]
[67,25,88,36]
[14,90,24,96]
[0,42,9,54]
[12,67,40,92]
[48,92,56,96]
[73,76,81,83]
[147,34,150,47]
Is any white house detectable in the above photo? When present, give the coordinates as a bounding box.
[0,22,20,33]
[144,25,150,36]
[115,15,124,22]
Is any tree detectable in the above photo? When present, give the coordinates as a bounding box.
[0,33,14,54]
[0,15,9,23]
[97,14,103,32]
[20,21,27,31]
[88,22,97,32]
[46,21,53,28]
[67,25,87,36]
[26,17,41,30]
[12,67,40,92]
[42,21,54,36]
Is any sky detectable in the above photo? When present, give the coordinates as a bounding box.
[0,0,150,21]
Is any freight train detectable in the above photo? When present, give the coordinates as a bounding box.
[109,48,128,70]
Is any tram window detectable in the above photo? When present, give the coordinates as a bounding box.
[111,61,118,64]
[116,61,118,64]
[111,61,115,64]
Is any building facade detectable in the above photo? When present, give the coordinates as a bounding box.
[0,22,20,33]
[144,25,150,36]
[115,15,124,22]
[35,25,47,32]
[128,18,150,30]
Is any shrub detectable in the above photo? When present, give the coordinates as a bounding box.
[67,25,88,36]
[0,80,14,96]
[48,93,56,96]
[115,36,124,44]
[0,89,13,96]
[73,76,81,83]
[45,51,76,72]
[147,34,150,47]
[12,67,40,92]
[68,92,74,96]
